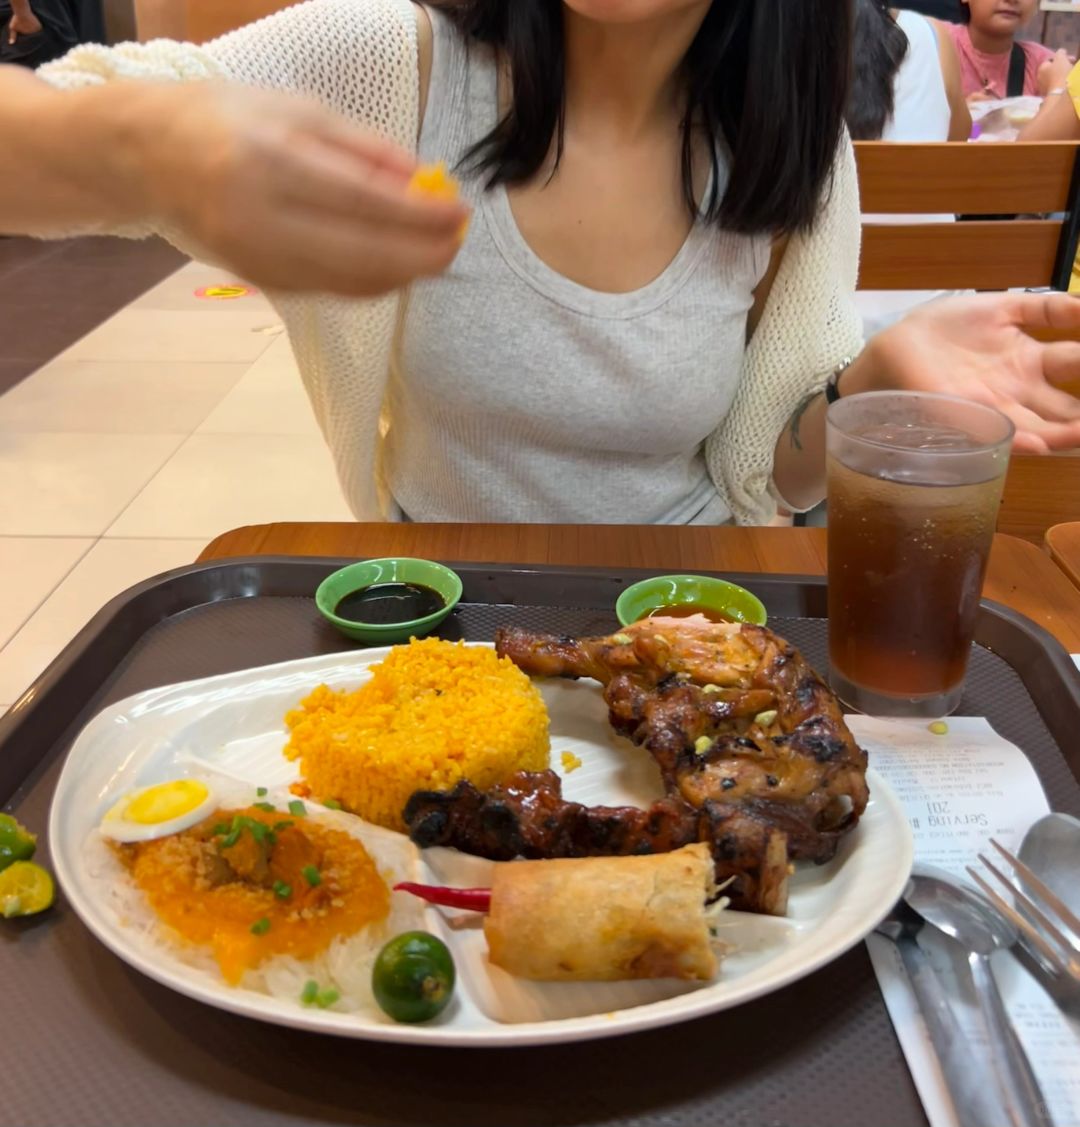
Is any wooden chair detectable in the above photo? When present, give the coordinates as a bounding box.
[854,141,1080,543]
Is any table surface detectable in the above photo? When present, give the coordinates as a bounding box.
[1047,521,1080,593]
[199,524,1080,653]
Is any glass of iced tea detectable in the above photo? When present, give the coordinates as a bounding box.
[826,391,1014,717]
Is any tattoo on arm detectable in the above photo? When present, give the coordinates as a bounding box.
[788,393,820,452]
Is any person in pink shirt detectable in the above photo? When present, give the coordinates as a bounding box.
[947,0,1063,100]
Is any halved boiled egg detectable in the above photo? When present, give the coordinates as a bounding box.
[100,779,216,843]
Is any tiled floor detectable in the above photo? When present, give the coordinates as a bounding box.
[0,235,186,393]
[0,245,352,711]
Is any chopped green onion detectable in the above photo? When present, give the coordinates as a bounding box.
[288,800,307,817]
[300,980,319,1005]
[222,829,241,849]
[256,787,267,797]
[273,821,293,833]
[250,917,271,936]
[754,710,779,727]
[272,880,292,899]
[211,822,230,836]
[302,865,322,888]
[693,735,713,755]
[322,798,342,811]
[315,987,340,1009]
[253,801,276,814]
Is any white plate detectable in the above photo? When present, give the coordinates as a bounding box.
[50,644,913,1047]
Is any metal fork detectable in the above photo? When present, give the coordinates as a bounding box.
[967,839,1080,1016]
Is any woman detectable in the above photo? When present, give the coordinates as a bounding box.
[2,0,1079,525]
[947,0,1059,101]
[1018,58,1080,293]
[849,2,970,143]
[850,1,970,338]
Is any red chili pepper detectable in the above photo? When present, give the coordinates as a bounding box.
[393,882,492,912]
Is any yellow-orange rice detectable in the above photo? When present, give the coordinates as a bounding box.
[283,638,550,832]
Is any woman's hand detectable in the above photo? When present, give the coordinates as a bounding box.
[1038,49,1075,96]
[7,6,43,42]
[848,292,1080,453]
[139,83,470,297]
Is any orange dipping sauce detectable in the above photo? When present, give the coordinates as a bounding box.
[117,806,389,984]
[642,604,735,624]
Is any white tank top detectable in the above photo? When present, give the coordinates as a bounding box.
[857,10,956,339]
[383,9,770,525]
[883,10,952,142]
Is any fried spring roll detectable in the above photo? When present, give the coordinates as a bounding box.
[483,843,718,982]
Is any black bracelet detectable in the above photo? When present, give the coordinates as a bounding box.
[825,358,854,405]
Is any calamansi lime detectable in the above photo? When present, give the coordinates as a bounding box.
[0,860,54,918]
[371,931,455,1023]
[0,813,36,872]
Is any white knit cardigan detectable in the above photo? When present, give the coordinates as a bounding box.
[40,0,864,525]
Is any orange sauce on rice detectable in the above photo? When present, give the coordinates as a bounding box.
[117,807,389,984]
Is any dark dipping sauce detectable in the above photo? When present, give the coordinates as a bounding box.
[334,582,445,625]
[642,603,735,624]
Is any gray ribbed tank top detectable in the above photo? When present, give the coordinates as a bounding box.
[384,8,769,524]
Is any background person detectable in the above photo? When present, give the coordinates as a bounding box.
[0,0,79,68]
[948,0,1062,101]
[849,0,970,338]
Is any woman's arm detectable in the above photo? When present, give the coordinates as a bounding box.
[774,293,1080,510]
[1019,60,1080,141]
[0,64,464,294]
[749,236,832,512]
[0,1,458,295]
[0,66,154,229]
[931,18,971,142]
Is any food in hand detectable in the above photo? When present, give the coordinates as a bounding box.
[0,860,54,918]
[372,930,456,1023]
[0,812,37,871]
[407,161,468,239]
[407,161,460,202]
[405,619,868,914]
[283,638,549,832]
[99,778,217,843]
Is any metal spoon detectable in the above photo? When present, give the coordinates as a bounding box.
[1020,813,1080,918]
[1013,812,1080,1014]
[905,865,1054,1127]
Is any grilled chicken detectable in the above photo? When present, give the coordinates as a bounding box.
[405,770,791,914]
[403,619,868,914]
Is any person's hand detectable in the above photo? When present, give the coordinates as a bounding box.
[8,8,43,42]
[853,293,1080,454]
[1038,49,1075,96]
[138,83,471,297]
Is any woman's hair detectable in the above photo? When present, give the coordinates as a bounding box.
[847,0,910,140]
[441,1,853,236]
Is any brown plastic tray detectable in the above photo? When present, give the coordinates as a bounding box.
[2,559,1079,1127]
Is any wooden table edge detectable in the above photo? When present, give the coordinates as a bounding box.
[196,523,1080,652]
[1046,521,1080,592]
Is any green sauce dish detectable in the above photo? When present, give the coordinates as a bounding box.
[615,574,767,629]
[315,558,463,644]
